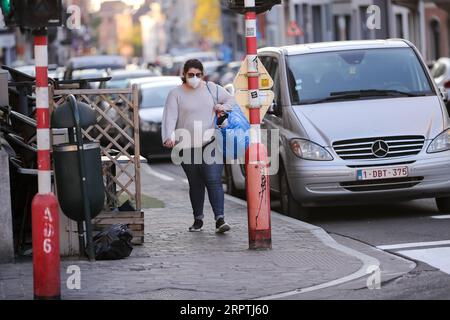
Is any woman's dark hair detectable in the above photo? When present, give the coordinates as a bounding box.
[182,59,204,83]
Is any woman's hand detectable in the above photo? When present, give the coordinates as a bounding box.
[214,104,228,113]
[163,139,175,149]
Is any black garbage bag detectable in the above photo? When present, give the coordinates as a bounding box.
[93,224,133,260]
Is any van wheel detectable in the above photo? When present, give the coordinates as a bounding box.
[279,166,311,221]
[436,197,450,213]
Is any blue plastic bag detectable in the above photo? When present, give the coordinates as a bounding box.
[206,82,250,161]
[215,105,250,161]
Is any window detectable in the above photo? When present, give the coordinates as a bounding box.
[260,56,272,73]
[430,19,441,61]
[396,14,404,38]
[312,6,323,42]
[268,57,282,108]
[261,55,282,114]
[334,15,351,41]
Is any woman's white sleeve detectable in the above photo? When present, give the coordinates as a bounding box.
[217,84,236,111]
[161,91,178,143]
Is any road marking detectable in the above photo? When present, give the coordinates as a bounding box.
[398,247,450,275]
[255,212,381,300]
[142,165,175,182]
[377,240,450,251]
[431,215,450,219]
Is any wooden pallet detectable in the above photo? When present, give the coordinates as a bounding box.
[91,211,144,245]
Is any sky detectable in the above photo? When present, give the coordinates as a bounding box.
[89,0,145,12]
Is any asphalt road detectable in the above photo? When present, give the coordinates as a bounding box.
[147,160,450,299]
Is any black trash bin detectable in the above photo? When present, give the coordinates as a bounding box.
[53,142,104,222]
[51,95,105,260]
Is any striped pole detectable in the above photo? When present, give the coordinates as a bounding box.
[244,0,272,250]
[31,29,61,300]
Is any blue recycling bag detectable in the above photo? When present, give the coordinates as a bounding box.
[215,105,250,161]
[206,82,250,161]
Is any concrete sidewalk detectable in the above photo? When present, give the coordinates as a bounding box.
[1,165,381,300]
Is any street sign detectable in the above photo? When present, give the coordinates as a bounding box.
[233,57,275,121]
[235,89,274,121]
[287,20,303,37]
[233,57,274,90]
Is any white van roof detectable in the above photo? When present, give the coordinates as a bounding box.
[259,39,411,56]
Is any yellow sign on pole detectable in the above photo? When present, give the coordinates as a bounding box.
[233,57,275,121]
[235,90,275,121]
[233,58,274,90]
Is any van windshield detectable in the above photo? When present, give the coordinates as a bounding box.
[286,48,434,105]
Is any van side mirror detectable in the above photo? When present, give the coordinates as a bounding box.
[439,87,448,103]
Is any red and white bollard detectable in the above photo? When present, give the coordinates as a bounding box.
[32,30,61,300]
[244,0,272,250]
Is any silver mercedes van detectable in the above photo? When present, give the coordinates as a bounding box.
[226,39,450,220]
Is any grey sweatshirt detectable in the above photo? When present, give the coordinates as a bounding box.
[162,81,236,149]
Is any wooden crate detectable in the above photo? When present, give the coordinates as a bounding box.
[92,211,144,245]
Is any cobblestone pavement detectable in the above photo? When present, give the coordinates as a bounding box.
[0,167,365,300]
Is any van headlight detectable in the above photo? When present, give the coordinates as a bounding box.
[290,139,333,161]
[427,129,450,153]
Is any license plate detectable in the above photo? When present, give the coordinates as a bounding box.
[357,166,409,181]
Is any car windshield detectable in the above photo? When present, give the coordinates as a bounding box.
[141,85,176,109]
[286,48,434,105]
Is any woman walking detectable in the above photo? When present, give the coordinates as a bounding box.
[162,59,235,233]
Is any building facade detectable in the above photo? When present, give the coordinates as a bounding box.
[223,0,450,64]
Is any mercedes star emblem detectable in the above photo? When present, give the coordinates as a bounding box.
[372,140,389,158]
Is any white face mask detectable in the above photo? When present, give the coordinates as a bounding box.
[187,76,201,89]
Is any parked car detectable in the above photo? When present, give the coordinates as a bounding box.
[225,39,450,220]
[129,75,181,88]
[71,69,108,89]
[64,55,126,81]
[203,61,226,83]
[101,69,158,89]
[162,52,220,76]
[138,77,183,160]
[11,64,60,79]
[182,51,218,63]
[220,61,242,86]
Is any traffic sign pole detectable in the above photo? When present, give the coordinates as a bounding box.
[31,28,61,300]
[244,0,272,250]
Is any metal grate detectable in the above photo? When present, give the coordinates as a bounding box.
[333,136,425,160]
[340,177,424,192]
